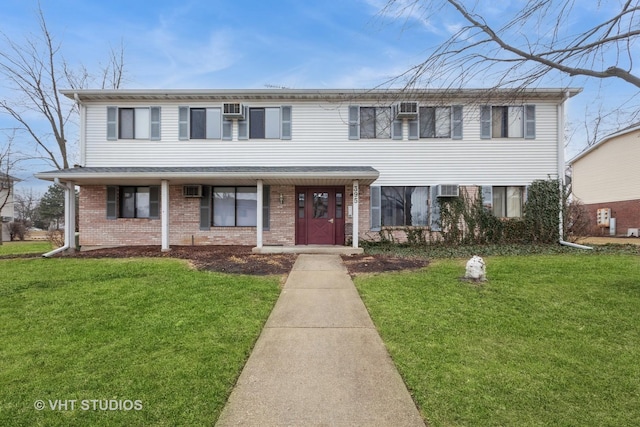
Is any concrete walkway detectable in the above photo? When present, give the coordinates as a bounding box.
[216,254,426,427]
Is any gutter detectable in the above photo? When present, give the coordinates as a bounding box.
[557,89,592,250]
[42,178,73,257]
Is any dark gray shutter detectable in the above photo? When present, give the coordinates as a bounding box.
[222,119,232,140]
[430,186,441,231]
[200,185,211,230]
[408,119,419,140]
[150,107,161,140]
[480,106,491,139]
[263,185,270,230]
[149,186,160,219]
[524,104,536,139]
[238,107,248,140]
[348,106,359,140]
[481,186,493,211]
[452,105,463,139]
[281,106,292,140]
[106,186,117,219]
[392,119,403,140]
[370,186,381,231]
[179,106,189,140]
[107,107,117,140]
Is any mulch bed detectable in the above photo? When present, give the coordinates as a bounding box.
[56,245,430,276]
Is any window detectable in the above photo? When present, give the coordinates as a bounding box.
[247,107,281,139]
[213,186,257,227]
[178,107,227,140]
[370,186,429,229]
[106,186,160,219]
[360,107,392,139]
[419,107,451,138]
[491,186,524,218]
[481,105,535,139]
[107,107,160,140]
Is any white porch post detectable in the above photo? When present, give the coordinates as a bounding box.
[352,180,359,248]
[161,180,170,252]
[66,181,76,252]
[256,179,263,248]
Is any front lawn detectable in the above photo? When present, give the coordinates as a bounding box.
[0,241,52,256]
[355,254,640,426]
[0,258,280,426]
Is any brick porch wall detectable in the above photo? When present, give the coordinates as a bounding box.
[583,199,640,236]
[79,184,372,247]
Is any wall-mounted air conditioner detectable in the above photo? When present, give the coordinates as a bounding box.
[183,185,203,198]
[223,103,245,119]
[394,101,418,119]
[436,184,459,197]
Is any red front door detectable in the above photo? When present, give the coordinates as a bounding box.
[295,187,345,245]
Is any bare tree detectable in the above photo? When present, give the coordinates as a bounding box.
[380,0,640,148]
[14,187,42,227]
[383,0,640,89]
[0,3,126,170]
[0,137,20,245]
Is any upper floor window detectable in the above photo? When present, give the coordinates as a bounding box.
[249,107,282,139]
[349,106,395,139]
[481,105,535,139]
[410,106,463,139]
[107,107,161,141]
[179,107,229,140]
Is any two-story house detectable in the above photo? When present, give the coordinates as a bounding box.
[35,88,580,252]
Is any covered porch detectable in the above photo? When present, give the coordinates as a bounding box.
[35,166,379,253]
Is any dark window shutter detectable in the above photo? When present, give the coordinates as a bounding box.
[370,186,381,231]
[263,185,270,230]
[222,119,232,140]
[149,186,160,219]
[348,106,359,140]
[524,104,536,139]
[430,186,441,231]
[392,119,403,140]
[107,107,117,140]
[106,186,118,219]
[480,106,491,139]
[281,106,292,140]
[178,106,189,140]
[238,107,249,140]
[408,119,419,140]
[150,107,161,140]
[452,105,463,139]
[200,185,211,230]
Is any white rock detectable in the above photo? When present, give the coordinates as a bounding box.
[465,255,486,281]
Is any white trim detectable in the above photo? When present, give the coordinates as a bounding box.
[161,180,170,251]
[352,180,359,248]
[256,180,263,248]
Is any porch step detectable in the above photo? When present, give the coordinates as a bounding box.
[252,245,363,255]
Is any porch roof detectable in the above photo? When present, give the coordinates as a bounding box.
[35,166,380,186]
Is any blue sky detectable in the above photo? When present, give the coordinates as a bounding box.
[1,0,637,191]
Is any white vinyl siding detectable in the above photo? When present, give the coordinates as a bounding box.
[84,99,558,187]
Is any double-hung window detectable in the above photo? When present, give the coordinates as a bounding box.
[106,186,160,219]
[481,105,535,139]
[179,107,228,140]
[370,186,429,229]
[107,107,161,140]
[199,186,270,229]
[349,106,395,139]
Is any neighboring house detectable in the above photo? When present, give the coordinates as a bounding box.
[569,122,640,237]
[0,174,15,242]
[35,88,580,252]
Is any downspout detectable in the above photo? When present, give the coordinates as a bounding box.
[42,178,73,257]
[557,90,592,250]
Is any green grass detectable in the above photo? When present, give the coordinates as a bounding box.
[0,241,53,256]
[0,258,280,426]
[355,254,640,427]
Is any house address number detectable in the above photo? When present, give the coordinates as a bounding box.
[353,182,359,204]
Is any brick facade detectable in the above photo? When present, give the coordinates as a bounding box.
[583,199,640,237]
[78,184,371,248]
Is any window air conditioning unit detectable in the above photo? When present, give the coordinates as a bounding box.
[436,184,459,197]
[223,103,245,119]
[395,101,418,119]
[183,185,203,198]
